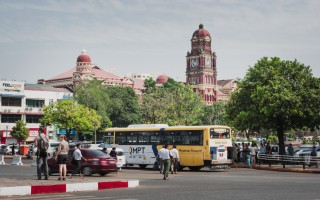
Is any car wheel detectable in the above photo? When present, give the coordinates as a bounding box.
[82,167,92,176]
[99,172,108,176]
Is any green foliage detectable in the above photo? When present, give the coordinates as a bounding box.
[226,57,320,154]
[141,79,204,125]
[143,78,156,94]
[267,135,278,144]
[106,86,141,127]
[40,99,102,138]
[201,102,227,125]
[11,120,29,143]
[74,79,112,130]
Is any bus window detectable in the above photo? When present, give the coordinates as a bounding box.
[138,135,150,144]
[128,136,138,144]
[181,135,190,145]
[210,128,230,139]
[150,135,160,144]
[190,135,202,145]
[164,135,173,144]
[173,135,181,144]
[115,136,127,145]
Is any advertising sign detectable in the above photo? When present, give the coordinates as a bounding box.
[0,81,24,93]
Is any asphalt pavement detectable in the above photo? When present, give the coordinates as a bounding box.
[1,155,320,197]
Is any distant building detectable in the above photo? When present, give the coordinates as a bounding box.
[186,24,218,105]
[38,50,145,97]
[0,81,72,144]
[127,73,154,81]
[217,79,237,102]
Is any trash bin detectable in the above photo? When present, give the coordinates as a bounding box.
[19,145,29,155]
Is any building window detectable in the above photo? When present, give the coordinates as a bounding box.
[1,97,22,107]
[26,115,43,123]
[1,114,22,123]
[26,99,45,108]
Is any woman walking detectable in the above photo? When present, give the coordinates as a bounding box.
[70,144,87,179]
[55,135,69,181]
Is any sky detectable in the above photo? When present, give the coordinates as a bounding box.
[0,0,319,83]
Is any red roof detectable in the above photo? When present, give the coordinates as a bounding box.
[77,50,91,63]
[46,66,121,82]
[132,78,145,90]
[192,24,211,38]
[156,74,169,83]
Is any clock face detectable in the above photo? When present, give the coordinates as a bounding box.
[191,59,199,68]
[205,57,211,67]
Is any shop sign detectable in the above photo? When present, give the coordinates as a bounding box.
[2,131,12,137]
[29,130,38,137]
[0,81,24,93]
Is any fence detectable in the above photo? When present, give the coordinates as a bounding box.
[258,154,320,169]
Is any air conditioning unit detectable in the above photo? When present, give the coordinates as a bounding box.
[39,108,42,111]
[17,110,20,113]
[29,108,32,111]
[8,109,11,113]
[4,109,7,112]
[25,108,28,111]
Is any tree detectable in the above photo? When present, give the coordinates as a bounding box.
[40,99,102,139]
[74,79,112,130]
[141,79,204,125]
[201,102,227,125]
[11,120,29,148]
[106,87,141,127]
[142,78,157,94]
[226,57,320,154]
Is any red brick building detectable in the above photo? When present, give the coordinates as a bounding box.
[186,24,218,105]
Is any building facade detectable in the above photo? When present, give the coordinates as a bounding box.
[38,50,145,97]
[0,81,72,144]
[186,24,218,105]
[217,79,237,102]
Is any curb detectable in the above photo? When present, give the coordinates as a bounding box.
[252,165,320,173]
[0,180,139,197]
[231,163,320,173]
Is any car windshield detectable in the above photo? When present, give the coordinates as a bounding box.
[1,146,7,150]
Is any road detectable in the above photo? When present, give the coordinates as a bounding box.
[1,159,319,200]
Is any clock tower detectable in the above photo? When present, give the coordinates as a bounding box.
[186,24,218,104]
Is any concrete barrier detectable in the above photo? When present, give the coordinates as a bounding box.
[0,155,5,165]
[11,155,23,165]
[31,156,37,167]
[0,180,139,197]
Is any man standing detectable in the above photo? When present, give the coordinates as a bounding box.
[157,146,165,173]
[34,126,49,180]
[160,144,172,180]
[170,145,179,174]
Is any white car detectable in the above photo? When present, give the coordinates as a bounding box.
[5,144,19,155]
[98,144,126,168]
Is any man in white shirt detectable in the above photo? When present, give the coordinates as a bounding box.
[170,145,179,174]
[160,144,172,180]
[157,146,165,173]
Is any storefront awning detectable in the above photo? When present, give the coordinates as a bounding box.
[0,93,25,97]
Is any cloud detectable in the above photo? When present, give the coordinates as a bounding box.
[0,0,319,83]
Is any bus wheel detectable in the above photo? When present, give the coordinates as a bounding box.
[188,166,202,171]
[139,164,147,169]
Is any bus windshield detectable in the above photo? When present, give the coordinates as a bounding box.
[210,128,230,139]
